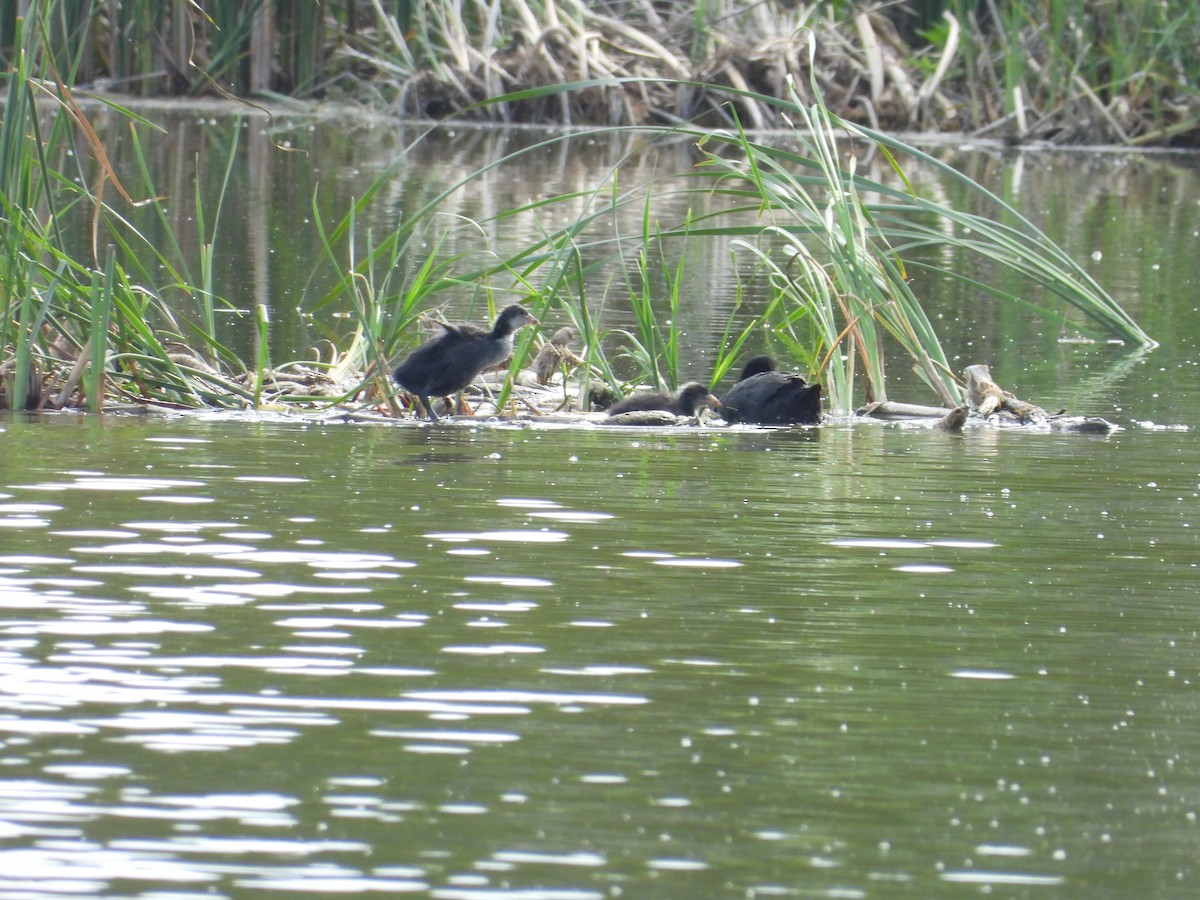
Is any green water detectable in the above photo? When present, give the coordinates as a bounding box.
[4,108,1200,896]
[1,410,1197,898]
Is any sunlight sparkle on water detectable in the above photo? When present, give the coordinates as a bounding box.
[940,871,1064,885]
[441,644,545,656]
[274,616,426,630]
[72,564,259,579]
[950,670,1016,680]
[652,558,742,568]
[492,850,606,867]
[23,476,205,492]
[233,476,309,483]
[426,530,569,543]
[139,495,215,504]
[6,619,212,637]
[647,858,708,871]
[455,601,537,612]
[927,539,999,549]
[975,843,1033,857]
[405,689,649,707]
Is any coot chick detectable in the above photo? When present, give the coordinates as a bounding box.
[720,355,822,425]
[393,304,539,420]
[606,382,720,417]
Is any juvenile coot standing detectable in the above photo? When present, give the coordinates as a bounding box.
[606,382,720,417]
[392,304,539,420]
[720,355,822,425]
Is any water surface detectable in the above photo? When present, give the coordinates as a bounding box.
[5,107,1200,898]
[1,409,1198,898]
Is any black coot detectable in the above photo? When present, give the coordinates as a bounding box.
[393,304,539,420]
[607,382,720,417]
[720,355,822,425]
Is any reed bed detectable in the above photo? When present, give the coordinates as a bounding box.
[3,1,1196,146]
[0,9,1154,416]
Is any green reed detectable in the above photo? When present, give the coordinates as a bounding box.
[0,9,245,410]
[619,200,686,392]
[0,6,1157,418]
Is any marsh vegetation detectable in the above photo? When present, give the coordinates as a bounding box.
[7,1,1197,145]
[0,2,1165,419]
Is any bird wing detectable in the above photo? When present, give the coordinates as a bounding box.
[722,373,820,424]
[607,391,672,415]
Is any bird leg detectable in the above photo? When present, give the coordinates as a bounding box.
[417,396,439,422]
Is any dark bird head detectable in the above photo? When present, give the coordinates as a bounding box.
[738,355,778,381]
[493,305,540,337]
[676,382,721,416]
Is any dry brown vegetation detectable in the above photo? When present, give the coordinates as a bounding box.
[337,1,1199,146]
[4,1,1197,146]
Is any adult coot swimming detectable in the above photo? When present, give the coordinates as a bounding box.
[720,355,822,425]
[393,304,539,420]
[606,382,720,417]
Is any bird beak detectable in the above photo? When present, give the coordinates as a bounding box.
[706,393,721,409]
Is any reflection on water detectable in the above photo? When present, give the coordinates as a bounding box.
[0,413,1198,897]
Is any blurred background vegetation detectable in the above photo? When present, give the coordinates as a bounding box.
[2,0,1197,145]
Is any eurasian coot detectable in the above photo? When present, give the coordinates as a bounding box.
[392,304,539,420]
[720,355,822,425]
[606,382,720,417]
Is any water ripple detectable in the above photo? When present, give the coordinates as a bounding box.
[71,564,260,580]
[442,644,545,656]
[1,619,213,637]
[23,476,206,492]
[463,575,554,588]
[404,690,649,707]
[274,616,427,631]
[427,530,569,544]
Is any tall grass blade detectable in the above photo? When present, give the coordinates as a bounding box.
[253,303,270,408]
[86,252,115,413]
